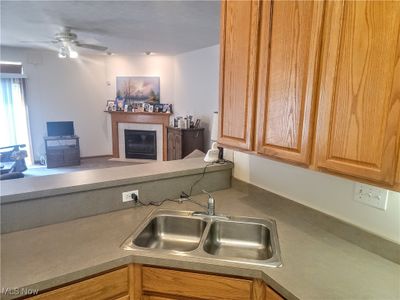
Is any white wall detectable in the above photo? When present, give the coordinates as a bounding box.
[1,48,176,161]
[174,45,220,149]
[233,151,400,243]
[1,46,108,161]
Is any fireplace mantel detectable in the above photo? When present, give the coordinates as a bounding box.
[107,111,171,160]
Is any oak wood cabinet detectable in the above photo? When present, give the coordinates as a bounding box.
[27,264,284,300]
[135,265,284,300]
[256,0,324,165]
[218,0,400,190]
[314,0,400,186]
[29,267,131,300]
[218,0,260,150]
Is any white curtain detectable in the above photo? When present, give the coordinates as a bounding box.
[0,78,32,164]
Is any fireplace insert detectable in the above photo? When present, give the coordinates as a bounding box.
[124,130,157,160]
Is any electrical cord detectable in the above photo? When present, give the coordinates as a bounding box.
[136,159,234,207]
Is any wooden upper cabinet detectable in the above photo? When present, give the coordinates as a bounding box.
[218,0,260,150]
[315,1,400,186]
[256,0,324,165]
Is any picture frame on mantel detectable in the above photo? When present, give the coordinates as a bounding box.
[105,100,114,112]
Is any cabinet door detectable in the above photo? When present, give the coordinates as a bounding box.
[141,266,253,300]
[266,286,284,300]
[174,134,182,159]
[29,267,129,300]
[315,1,400,185]
[218,0,260,150]
[256,0,324,165]
[167,131,175,161]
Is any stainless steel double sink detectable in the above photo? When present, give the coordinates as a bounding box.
[121,210,282,267]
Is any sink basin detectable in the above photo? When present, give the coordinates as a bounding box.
[133,215,207,252]
[203,221,272,260]
[122,210,282,268]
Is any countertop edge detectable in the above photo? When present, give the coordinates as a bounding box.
[1,162,233,204]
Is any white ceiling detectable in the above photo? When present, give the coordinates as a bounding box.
[0,0,220,55]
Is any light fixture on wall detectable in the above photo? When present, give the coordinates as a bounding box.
[144,51,153,55]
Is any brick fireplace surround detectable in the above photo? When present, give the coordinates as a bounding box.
[108,111,171,160]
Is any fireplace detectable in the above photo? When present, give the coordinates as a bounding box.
[124,129,157,160]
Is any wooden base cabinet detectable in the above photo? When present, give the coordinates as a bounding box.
[27,264,284,300]
[135,265,284,300]
[28,267,131,300]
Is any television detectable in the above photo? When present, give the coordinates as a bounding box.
[47,121,75,137]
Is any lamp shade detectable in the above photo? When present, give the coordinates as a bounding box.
[210,111,219,142]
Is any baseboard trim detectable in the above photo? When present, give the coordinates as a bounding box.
[80,155,113,159]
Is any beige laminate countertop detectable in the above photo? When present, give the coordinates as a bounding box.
[1,158,231,203]
[1,186,399,299]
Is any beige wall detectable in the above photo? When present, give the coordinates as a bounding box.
[1,48,176,160]
[233,151,400,243]
[174,45,220,149]
[1,46,108,161]
[104,54,175,102]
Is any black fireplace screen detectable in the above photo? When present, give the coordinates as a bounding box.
[124,129,157,160]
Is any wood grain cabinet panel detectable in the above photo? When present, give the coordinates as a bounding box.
[141,266,253,300]
[256,0,324,165]
[29,267,129,300]
[218,0,260,150]
[26,264,286,300]
[315,0,400,186]
[266,286,284,300]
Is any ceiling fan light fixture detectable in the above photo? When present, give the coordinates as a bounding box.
[69,48,78,58]
[58,46,68,58]
[58,45,78,59]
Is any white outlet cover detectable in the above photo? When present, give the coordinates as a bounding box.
[122,190,139,203]
[353,183,388,210]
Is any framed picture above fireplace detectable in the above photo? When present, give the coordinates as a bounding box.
[116,76,160,104]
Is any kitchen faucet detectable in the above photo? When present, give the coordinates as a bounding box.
[189,190,215,217]
[203,190,215,216]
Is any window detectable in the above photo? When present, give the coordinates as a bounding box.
[0,61,32,164]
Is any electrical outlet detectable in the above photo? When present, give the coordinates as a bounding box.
[353,183,388,210]
[122,190,139,204]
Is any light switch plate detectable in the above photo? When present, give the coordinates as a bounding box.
[353,183,388,210]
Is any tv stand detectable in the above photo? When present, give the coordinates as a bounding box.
[44,136,80,168]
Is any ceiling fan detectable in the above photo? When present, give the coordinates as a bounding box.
[22,27,108,58]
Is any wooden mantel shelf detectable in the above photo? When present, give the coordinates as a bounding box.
[105,111,172,116]
[108,111,171,160]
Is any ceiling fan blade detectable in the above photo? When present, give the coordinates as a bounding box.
[75,43,108,51]
[19,40,56,44]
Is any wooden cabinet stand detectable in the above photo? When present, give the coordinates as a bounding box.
[167,127,204,160]
[44,136,80,168]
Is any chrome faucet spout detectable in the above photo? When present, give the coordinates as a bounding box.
[202,190,215,216]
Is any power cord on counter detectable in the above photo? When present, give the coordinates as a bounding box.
[135,159,233,207]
